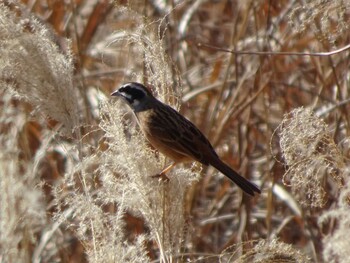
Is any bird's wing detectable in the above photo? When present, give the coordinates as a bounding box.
[145,103,218,164]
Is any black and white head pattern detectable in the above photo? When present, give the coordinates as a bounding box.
[112,82,153,111]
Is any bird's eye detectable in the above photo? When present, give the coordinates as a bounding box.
[126,87,146,101]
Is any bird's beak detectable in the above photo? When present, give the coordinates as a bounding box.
[110,90,120,97]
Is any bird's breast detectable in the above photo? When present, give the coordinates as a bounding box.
[135,110,190,162]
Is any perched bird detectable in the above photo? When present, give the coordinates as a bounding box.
[111,82,261,196]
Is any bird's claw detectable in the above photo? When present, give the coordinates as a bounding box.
[151,173,170,182]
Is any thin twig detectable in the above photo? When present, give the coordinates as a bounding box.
[198,42,350,57]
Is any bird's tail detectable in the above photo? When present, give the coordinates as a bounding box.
[210,158,261,196]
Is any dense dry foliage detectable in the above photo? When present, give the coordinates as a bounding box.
[1,0,350,262]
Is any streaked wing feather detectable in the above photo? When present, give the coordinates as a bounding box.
[149,103,216,163]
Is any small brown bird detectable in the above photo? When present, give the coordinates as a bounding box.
[111,82,261,196]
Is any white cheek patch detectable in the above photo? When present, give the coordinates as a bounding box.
[120,92,132,101]
[132,99,140,107]
[120,91,140,108]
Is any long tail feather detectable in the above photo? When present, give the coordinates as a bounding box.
[210,158,261,196]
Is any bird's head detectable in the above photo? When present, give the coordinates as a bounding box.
[111,82,154,112]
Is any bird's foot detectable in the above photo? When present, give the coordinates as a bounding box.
[151,173,170,182]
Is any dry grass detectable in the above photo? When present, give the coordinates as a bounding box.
[1,0,350,262]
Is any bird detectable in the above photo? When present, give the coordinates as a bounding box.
[111,82,261,196]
